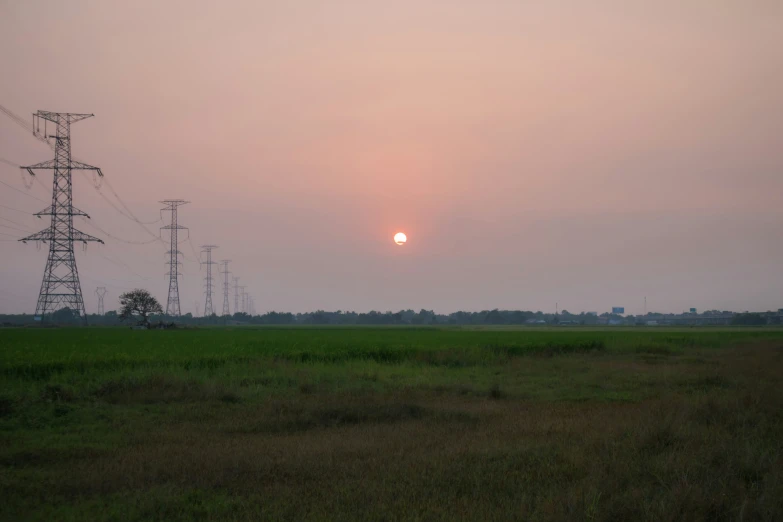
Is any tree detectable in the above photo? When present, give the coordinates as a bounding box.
[731,313,766,326]
[51,307,78,324]
[119,289,163,327]
[484,309,504,325]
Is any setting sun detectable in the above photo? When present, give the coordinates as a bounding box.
[394,232,407,245]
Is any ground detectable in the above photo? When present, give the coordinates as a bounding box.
[1,327,781,521]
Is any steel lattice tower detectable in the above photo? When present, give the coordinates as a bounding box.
[160,200,189,316]
[219,260,231,316]
[19,111,104,321]
[95,287,107,315]
[237,286,246,314]
[233,277,240,315]
[201,245,218,316]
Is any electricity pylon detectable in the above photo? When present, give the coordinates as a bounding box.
[160,200,189,316]
[201,245,218,316]
[219,260,231,316]
[237,286,246,314]
[95,287,107,315]
[19,111,103,322]
[233,277,240,315]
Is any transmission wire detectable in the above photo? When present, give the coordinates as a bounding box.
[0,178,47,203]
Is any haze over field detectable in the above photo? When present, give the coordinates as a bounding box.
[1,1,782,315]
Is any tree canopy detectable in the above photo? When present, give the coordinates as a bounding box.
[119,289,163,327]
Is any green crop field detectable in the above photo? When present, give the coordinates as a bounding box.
[1,327,782,521]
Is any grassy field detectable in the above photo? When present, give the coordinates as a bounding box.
[1,327,782,521]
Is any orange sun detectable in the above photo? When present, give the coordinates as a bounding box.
[394,232,407,245]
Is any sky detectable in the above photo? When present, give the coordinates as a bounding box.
[1,0,782,316]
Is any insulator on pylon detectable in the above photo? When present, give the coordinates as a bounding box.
[20,170,34,189]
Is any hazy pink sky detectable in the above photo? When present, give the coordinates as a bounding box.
[1,1,782,315]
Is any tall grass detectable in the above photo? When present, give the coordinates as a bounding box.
[0,327,781,521]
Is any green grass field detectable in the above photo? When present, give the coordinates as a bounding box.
[1,327,782,521]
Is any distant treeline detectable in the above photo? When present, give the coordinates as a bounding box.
[0,308,615,326]
[0,308,779,326]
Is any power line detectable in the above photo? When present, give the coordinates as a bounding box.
[94,253,150,283]
[72,218,152,281]
[91,248,148,281]
[3,102,163,243]
[1,158,48,196]
[0,157,20,167]
[27,170,50,194]
[103,176,162,225]
[0,178,48,203]
[97,240,150,281]
[4,104,207,318]
[0,203,35,214]
[77,171,165,242]
[0,215,34,230]
[176,234,199,264]
[78,216,161,245]
[0,223,31,234]
[0,103,53,147]
[34,177,48,193]
[78,170,161,225]
[187,236,201,262]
